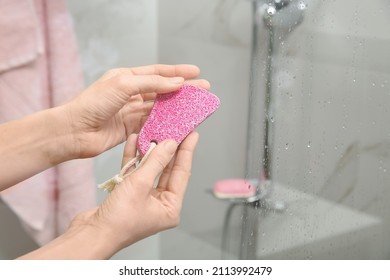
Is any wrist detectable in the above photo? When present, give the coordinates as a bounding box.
[18,219,118,259]
[42,106,80,164]
[67,210,123,259]
[61,222,118,259]
[0,106,79,190]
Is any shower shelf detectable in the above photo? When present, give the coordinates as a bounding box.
[161,183,383,259]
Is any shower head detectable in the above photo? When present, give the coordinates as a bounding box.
[255,0,307,31]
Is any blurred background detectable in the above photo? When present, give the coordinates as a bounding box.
[1,0,390,259]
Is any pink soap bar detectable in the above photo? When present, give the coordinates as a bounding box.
[213,179,257,198]
[137,84,220,155]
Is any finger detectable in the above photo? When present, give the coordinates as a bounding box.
[100,64,200,81]
[164,132,199,199]
[121,134,138,168]
[140,79,210,103]
[157,151,177,190]
[121,101,154,134]
[185,79,211,90]
[128,64,200,79]
[124,98,154,116]
[115,74,185,95]
[140,92,157,102]
[132,140,178,186]
[98,74,185,114]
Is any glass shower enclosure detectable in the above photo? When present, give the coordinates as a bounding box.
[220,0,390,259]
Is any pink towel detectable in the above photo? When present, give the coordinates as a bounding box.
[0,0,96,245]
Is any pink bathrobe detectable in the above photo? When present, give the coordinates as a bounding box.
[0,0,96,245]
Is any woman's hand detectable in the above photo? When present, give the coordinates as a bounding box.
[63,64,209,159]
[90,132,199,255]
[19,131,199,259]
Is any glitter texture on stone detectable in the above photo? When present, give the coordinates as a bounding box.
[137,84,220,155]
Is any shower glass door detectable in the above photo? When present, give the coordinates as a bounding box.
[247,0,390,259]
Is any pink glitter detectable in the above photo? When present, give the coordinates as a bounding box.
[137,84,220,155]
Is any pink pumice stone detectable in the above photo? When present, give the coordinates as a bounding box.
[137,84,220,156]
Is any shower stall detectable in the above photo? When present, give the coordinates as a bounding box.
[159,0,390,259]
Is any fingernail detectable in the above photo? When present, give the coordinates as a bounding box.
[165,140,178,154]
[168,77,184,84]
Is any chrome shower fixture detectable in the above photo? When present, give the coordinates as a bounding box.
[256,0,307,30]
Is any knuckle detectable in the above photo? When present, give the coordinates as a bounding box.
[172,167,192,179]
[149,74,163,86]
[103,68,121,79]
[128,174,148,188]
[153,154,168,171]
[116,74,141,95]
[114,73,131,88]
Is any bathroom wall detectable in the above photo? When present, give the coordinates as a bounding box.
[67,0,160,259]
[158,0,253,258]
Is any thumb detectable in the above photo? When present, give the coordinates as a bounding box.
[132,140,178,186]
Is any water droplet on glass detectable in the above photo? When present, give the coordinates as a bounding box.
[285,143,289,150]
[298,1,307,10]
[267,6,276,16]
